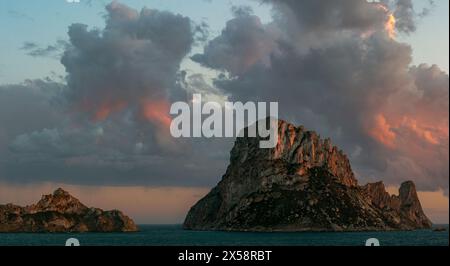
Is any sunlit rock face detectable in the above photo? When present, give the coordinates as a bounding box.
[184,120,432,231]
[0,188,138,232]
[362,181,432,229]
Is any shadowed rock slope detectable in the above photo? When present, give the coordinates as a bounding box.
[0,188,138,232]
[184,120,432,231]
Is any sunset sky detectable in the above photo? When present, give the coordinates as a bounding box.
[0,0,448,223]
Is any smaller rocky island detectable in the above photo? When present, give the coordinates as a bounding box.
[0,188,138,233]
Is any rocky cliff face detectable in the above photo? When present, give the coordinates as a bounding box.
[362,181,432,229]
[0,188,138,233]
[183,120,432,231]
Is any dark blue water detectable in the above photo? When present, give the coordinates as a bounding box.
[0,225,448,246]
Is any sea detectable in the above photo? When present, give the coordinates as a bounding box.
[0,224,448,246]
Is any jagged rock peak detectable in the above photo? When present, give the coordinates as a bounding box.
[53,188,70,196]
[0,188,138,233]
[362,180,432,229]
[184,119,432,232]
[31,188,88,215]
[232,119,357,187]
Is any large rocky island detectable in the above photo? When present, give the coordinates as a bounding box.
[184,120,432,231]
[0,188,138,232]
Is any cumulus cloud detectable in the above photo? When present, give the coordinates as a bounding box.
[392,0,417,33]
[384,0,435,34]
[0,0,447,196]
[61,1,194,122]
[192,6,279,76]
[195,1,449,192]
[1,2,233,187]
[267,0,389,32]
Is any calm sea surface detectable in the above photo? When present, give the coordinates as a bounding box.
[0,224,448,246]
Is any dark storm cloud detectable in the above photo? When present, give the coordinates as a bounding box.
[195,1,449,192]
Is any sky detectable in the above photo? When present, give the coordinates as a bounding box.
[0,0,273,83]
[0,0,448,83]
[0,0,448,224]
